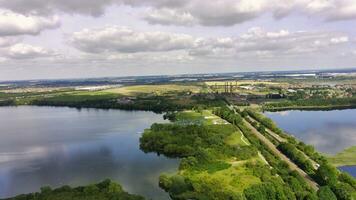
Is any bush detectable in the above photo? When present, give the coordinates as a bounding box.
[317,186,337,200]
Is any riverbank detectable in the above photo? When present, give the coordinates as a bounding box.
[328,146,356,167]
[263,104,356,112]
[262,97,356,111]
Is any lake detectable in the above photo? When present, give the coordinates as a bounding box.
[265,109,356,177]
[0,106,178,199]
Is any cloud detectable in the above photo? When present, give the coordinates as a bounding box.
[189,27,351,58]
[0,10,60,36]
[69,25,351,62]
[69,26,197,53]
[140,0,268,26]
[330,36,349,44]
[2,0,356,26]
[0,0,115,17]
[1,43,55,59]
[143,8,197,26]
[0,37,19,47]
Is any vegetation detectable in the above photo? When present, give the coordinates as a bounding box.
[104,84,203,96]
[3,179,144,200]
[0,84,223,113]
[245,109,326,164]
[317,186,337,200]
[328,146,356,167]
[263,98,356,111]
[141,110,298,200]
[278,143,315,175]
[1,77,356,199]
[23,91,224,113]
[215,107,356,200]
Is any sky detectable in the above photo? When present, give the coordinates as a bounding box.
[0,0,356,80]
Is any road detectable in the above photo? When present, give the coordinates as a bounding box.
[227,104,318,190]
[246,115,287,143]
[246,115,319,170]
[243,118,319,190]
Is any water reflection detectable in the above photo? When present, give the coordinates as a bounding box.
[0,106,178,199]
[338,166,356,177]
[265,109,356,154]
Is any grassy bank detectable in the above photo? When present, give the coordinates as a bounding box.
[263,98,356,112]
[263,105,356,111]
[328,146,356,167]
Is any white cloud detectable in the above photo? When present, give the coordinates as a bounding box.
[143,8,197,26]
[191,27,352,59]
[2,43,55,59]
[69,25,352,63]
[0,10,60,36]
[70,26,197,53]
[2,0,356,26]
[330,36,349,44]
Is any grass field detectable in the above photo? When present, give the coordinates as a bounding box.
[327,146,356,166]
[174,110,229,125]
[225,130,250,146]
[103,84,202,96]
[186,165,261,195]
[205,80,288,86]
[165,110,265,197]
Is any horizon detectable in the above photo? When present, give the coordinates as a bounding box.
[1,66,356,82]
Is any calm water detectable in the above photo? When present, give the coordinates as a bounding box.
[338,166,356,177]
[0,106,178,199]
[265,109,356,177]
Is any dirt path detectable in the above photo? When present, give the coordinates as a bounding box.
[246,115,319,170]
[243,118,319,190]
[246,116,287,143]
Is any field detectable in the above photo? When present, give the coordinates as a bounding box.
[328,146,356,166]
[185,165,261,194]
[225,130,250,146]
[205,80,287,86]
[204,80,285,95]
[174,110,229,125]
[103,84,203,96]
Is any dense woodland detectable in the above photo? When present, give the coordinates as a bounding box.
[4,179,145,200]
[16,93,225,113]
[263,97,356,111]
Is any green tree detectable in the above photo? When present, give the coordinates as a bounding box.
[314,163,338,186]
[317,186,337,200]
[331,183,352,200]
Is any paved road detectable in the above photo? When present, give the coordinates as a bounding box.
[243,118,319,190]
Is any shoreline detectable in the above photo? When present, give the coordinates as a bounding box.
[263,104,356,112]
[327,146,356,167]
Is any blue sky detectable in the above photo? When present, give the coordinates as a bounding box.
[0,0,356,80]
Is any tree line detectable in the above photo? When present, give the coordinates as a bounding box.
[214,107,356,200]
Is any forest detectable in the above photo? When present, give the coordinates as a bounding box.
[4,179,144,200]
